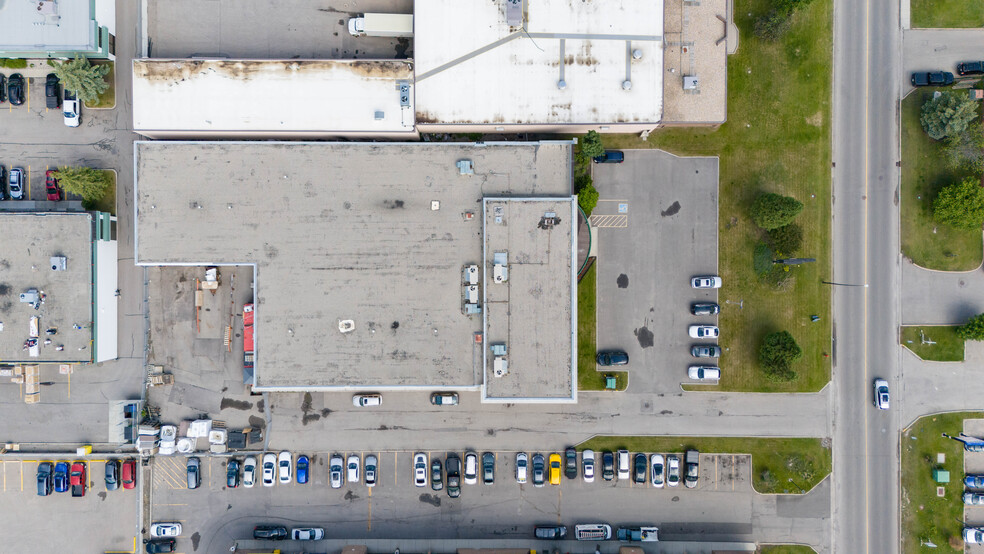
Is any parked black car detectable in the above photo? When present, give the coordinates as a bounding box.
[253,526,288,540]
[0,165,6,201]
[602,451,615,481]
[633,453,647,484]
[45,74,61,108]
[958,61,984,76]
[446,454,461,498]
[431,459,443,491]
[593,150,625,163]
[911,71,954,87]
[0,74,6,103]
[37,462,53,496]
[145,539,176,553]
[596,351,629,366]
[691,302,720,315]
[7,73,25,106]
[105,460,120,491]
[564,447,578,480]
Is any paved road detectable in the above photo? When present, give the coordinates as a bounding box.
[901,342,984,427]
[831,0,902,550]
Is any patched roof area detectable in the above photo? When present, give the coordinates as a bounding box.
[134,141,575,398]
[0,213,94,363]
[413,0,663,126]
[132,59,415,135]
[660,0,729,124]
[0,0,95,52]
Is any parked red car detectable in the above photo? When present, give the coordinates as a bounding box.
[45,170,62,201]
[121,459,136,489]
[70,461,86,497]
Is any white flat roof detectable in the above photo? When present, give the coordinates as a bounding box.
[132,59,415,135]
[0,0,95,52]
[414,0,663,126]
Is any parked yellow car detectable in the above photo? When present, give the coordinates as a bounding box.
[549,453,562,485]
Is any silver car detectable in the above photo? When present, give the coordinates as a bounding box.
[8,167,23,200]
[666,455,680,487]
[329,454,343,488]
[262,453,276,487]
[347,455,360,483]
[365,454,377,487]
[582,449,595,483]
[413,453,428,487]
[242,456,257,488]
[515,452,528,483]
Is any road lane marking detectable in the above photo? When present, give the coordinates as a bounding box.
[862,0,872,545]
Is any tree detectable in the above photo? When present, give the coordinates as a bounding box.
[576,173,599,217]
[751,192,803,230]
[759,330,802,381]
[943,122,984,173]
[56,166,110,203]
[753,0,815,41]
[920,91,979,141]
[580,131,605,159]
[933,177,984,229]
[957,313,984,341]
[52,56,110,103]
[767,223,803,255]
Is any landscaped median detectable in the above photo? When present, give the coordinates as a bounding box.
[902,412,984,553]
[900,325,965,361]
[578,436,830,494]
[605,0,832,392]
[901,88,981,271]
[577,264,627,391]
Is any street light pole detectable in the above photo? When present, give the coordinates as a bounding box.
[821,280,868,287]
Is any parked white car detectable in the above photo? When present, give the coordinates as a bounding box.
[292,527,325,540]
[150,523,182,538]
[691,275,722,289]
[464,452,478,485]
[688,366,721,381]
[650,454,665,488]
[353,393,381,407]
[347,455,361,483]
[261,453,276,487]
[63,93,80,128]
[666,455,680,487]
[278,451,292,484]
[689,325,719,339]
[582,449,595,483]
[329,454,343,488]
[515,452,528,483]
[242,455,257,488]
[413,453,428,487]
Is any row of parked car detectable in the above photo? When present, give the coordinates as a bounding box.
[910,60,984,87]
[689,275,722,381]
[36,459,137,496]
[534,523,659,542]
[0,73,79,125]
[0,165,64,201]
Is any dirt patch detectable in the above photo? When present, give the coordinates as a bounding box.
[220,398,252,411]
[805,111,823,127]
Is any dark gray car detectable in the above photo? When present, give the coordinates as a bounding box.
[691,302,720,315]
[105,460,120,491]
[482,452,495,484]
[37,462,53,496]
[446,454,461,498]
[186,457,201,489]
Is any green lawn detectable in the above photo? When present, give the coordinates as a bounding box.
[902,413,984,553]
[577,436,830,494]
[604,0,832,392]
[911,0,984,28]
[86,170,116,215]
[901,89,981,270]
[578,265,628,391]
[900,325,965,361]
[759,546,817,554]
[84,61,116,109]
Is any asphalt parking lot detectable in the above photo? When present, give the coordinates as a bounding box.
[0,458,139,554]
[150,450,766,553]
[592,149,720,394]
[902,29,984,94]
[146,0,414,59]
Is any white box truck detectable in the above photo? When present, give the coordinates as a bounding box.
[348,13,414,37]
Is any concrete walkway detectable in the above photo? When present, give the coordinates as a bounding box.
[901,258,984,325]
[901,342,984,428]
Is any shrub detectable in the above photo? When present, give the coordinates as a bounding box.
[943,122,984,173]
[1,59,28,69]
[933,177,984,230]
[580,130,605,159]
[576,174,599,217]
[751,192,804,230]
[920,91,980,141]
[767,223,804,255]
[759,330,802,381]
[957,313,984,341]
[754,8,793,41]
[56,166,111,203]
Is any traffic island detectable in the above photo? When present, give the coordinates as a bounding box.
[900,325,965,362]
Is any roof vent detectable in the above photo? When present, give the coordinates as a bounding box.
[50,256,67,271]
[505,0,523,26]
[684,75,699,90]
[374,110,385,120]
[398,82,410,107]
[557,79,567,90]
[338,319,356,333]
[632,49,643,60]
[622,80,632,91]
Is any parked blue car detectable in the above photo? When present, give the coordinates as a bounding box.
[296,455,309,484]
[53,462,70,493]
[966,474,984,488]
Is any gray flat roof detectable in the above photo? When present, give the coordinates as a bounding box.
[0,213,93,363]
[0,0,95,52]
[483,199,576,402]
[134,141,575,396]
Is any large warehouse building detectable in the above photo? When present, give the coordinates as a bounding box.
[133,141,578,403]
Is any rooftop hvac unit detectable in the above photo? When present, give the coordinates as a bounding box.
[338,319,356,333]
[457,159,474,175]
[465,285,479,304]
[493,252,508,283]
[683,76,699,90]
[19,289,40,304]
[493,356,509,377]
[465,265,479,285]
[505,0,523,26]
[50,256,67,271]
[399,82,411,107]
